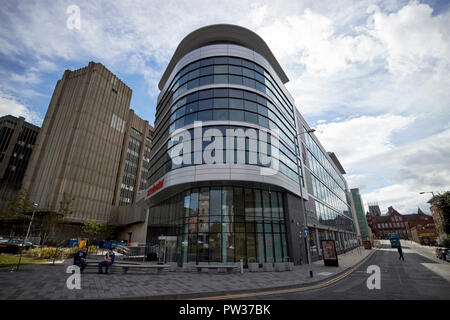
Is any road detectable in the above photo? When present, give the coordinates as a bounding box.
[238,241,450,300]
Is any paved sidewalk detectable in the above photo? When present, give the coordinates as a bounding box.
[0,246,373,300]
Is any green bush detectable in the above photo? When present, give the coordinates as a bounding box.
[24,247,63,259]
[87,245,98,254]
[63,247,79,258]
[437,236,450,247]
[25,245,99,260]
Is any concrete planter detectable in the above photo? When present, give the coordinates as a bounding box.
[248,263,260,272]
[168,262,178,272]
[274,262,285,272]
[285,262,294,271]
[182,262,195,272]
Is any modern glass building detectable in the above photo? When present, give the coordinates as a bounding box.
[137,24,358,266]
[350,188,371,241]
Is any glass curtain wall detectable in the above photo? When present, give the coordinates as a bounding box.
[147,186,289,265]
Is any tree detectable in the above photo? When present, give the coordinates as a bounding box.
[82,220,103,243]
[0,190,37,238]
[82,220,115,243]
[431,191,450,235]
[38,193,75,246]
[0,190,36,221]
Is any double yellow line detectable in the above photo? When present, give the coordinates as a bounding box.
[192,249,377,300]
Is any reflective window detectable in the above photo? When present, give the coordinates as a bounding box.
[147,186,288,264]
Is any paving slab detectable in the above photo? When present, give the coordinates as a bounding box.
[0,246,373,299]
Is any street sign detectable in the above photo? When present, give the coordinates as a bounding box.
[304,229,309,237]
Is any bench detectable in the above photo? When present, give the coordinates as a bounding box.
[117,264,170,274]
[190,264,239,273]
[68,260,170,274]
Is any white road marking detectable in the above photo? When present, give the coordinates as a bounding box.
[317,272,333,276]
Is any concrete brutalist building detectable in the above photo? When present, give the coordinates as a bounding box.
[21,62,153,231]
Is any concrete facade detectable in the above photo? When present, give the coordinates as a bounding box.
[0,115,39,206]
[22,62,151,226]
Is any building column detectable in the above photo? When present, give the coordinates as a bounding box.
[314,227,320,256]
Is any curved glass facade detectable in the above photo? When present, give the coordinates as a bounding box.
[148,55,300,186]
[147,186,288,264]
[144,35,358,266]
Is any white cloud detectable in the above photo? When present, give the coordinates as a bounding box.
[369,1,450,75]
[314,114,415,166]
[315,115,450,214]
[257,9,383,76]
[10,72,41,85]
[0,93,43,125]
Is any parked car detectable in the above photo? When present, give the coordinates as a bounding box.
[442,248,449,262]
[436,247,449,260]
[435,247,441,258]
[363,240,372,249]
[0,239,33,254]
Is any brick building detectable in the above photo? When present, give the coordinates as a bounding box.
[366,206,436,240]
[366,206,408,239]
[403,208,435,240]
[410,224,438,245]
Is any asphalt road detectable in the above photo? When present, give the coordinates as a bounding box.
[238,244,450,300]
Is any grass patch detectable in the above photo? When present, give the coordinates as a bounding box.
[0,253,47,267]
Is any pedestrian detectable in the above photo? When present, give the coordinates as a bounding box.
[397,245,404,261]
[98,248,115,274]
[73,247,88,272]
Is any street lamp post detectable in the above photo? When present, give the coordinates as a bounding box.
[15,203,38,272]
[419,191,435,197]
[297,128,315,278]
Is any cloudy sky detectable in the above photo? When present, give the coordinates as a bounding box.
[1,0,449,214]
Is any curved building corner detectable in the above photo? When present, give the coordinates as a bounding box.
[135,24,358,266]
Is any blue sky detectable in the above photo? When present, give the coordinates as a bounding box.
[1,0,449,214]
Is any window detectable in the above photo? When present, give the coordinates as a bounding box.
[244,100,257,112]
[198,99,213,111]
[213,98,228,108]
[197,110,212,122]
[229,99,243,109]
[213,109,228,120]
[244,111,258,124]
[229,110,244,121]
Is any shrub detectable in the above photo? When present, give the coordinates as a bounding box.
[87,245,98,254]
[24,247,63,259]
[437,236,450,247]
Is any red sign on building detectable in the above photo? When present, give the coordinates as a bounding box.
[146,179,164,198]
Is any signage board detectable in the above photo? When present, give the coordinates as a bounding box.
[145,178,165,199]
[321,240,339,267]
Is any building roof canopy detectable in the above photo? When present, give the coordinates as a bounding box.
[158,24,289,90]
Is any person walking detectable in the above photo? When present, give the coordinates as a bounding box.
[98,248,115,274]
[73,247,88,272]
[397,245,405,261]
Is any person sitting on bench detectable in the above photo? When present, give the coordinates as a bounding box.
[98,248,115,274]
[73,247,87,272]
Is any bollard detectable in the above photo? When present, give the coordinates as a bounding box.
[240,259,243,274]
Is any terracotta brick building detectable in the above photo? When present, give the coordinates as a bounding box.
[366,206,435,240]
[366,207,408,239]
